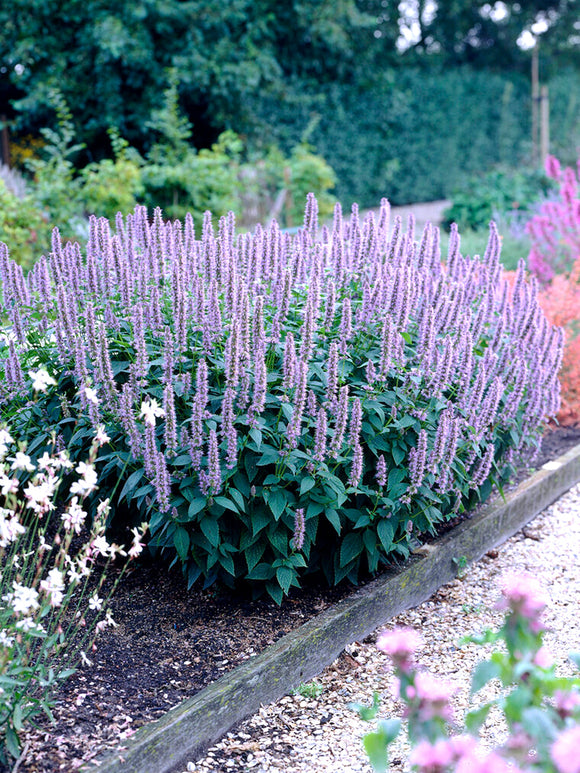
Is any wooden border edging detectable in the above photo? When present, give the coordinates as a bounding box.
[93,444,580,773]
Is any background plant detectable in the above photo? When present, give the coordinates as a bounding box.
[527,155,580,284]
[0,419,147,765]
[0,198,563,602]
[353,572,580,772]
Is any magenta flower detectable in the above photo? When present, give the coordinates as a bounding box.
[498,571,548,623]
[409,739,453,772]
[413,671,457,722]
[455,750,521,773]
[376,627,423,673]
[552,727,580,773]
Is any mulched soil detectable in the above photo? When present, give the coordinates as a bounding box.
[14,424,580,773]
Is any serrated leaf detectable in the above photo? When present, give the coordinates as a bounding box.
[392,445,406,466]
[213,495,239,513]
[300,476,316,495]
[245,540,265,573]
[246,562,275,580]
[388,468,406,487]
[200,517,220,547]
[173,527,190,561]
[267,488,287,520]
[340,532,363,566]
[377,519,394,552]
[249,427,263,450]
[266,582,284,605]
[276,565,294,594]
[188,498,207,518]
[229,488,246,512]
[324,508,342,534]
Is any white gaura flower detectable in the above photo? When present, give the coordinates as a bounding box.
[56,451,74,470]
[40,568,65,607]
[10,452,35,472]
[88,594,103,612]
[6,583,40,615]
[139,398,165,426]
[24,478,57,514]
[0,428,14,460]
[29,368,56,392]
[91,535,112,558]
[84,386,100,405]
[15,617,44,633]
[61,497,87,534]
[70,462,98,497]
[0,509,26,547]
[95,425,110,446]
[0,630,15,647]
[0,473,18,496]
[79,651,93,666]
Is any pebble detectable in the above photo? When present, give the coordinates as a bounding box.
[181,484,580,773]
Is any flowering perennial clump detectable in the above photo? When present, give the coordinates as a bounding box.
[355,573,580,773]
[0,196,563,601]
[0,426,147,764]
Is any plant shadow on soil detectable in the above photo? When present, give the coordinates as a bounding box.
[15,424,580,773]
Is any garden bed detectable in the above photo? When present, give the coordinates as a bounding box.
[16,425,580,773]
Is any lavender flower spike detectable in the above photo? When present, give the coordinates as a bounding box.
[292,508,306,551]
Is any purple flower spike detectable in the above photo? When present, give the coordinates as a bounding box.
[292,508,306,551]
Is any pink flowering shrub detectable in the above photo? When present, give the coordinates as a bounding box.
[353,572,580,772]
[0,419,147,765]
[527,155,580,284]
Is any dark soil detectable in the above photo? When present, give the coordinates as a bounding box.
[17,425,580,773]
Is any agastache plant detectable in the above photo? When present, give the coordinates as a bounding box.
[0,195,563,603]
[353,573,580,773]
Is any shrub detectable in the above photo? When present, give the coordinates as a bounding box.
[354,572,580,772]
[0,422,147,764]
[0,179,52,271]
[0,199,562,603]
[442,167,555,234]
[527,155,580,283]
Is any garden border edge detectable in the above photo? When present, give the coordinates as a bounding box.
[92,442,580,773]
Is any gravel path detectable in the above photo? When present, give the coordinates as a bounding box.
[182,482,580,773]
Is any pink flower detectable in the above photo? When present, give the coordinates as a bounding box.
[552,726,580,773]
[456,749,521,773]
[413,671,457,722]
[376,627,423,673]
[533,646,554,669]
[554,690,580,719]
[448,735,479,760]
[409,739,453,772]
[498,571,548,622]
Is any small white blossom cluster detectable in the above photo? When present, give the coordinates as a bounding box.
[0,422,148,753]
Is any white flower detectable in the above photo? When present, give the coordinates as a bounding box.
[95,425,110,446]
[61,497,87,534]
[84,386,100,405]
[0,474,18,496]
[92,535,112,558]
[24,478,57,514]
[88,594,103,612]
[105,610,118,628]
[29,368,56,392]
[8,583,40,615]
[56,451,74,470]
[10,452,35,472]
[37,452,56,471]
[0,630,14,647]
[15,617,44,633]
[80,651,93,666]
[40,568,65,607]
[128,527,145,558]
[0,428,14,448]
[0,510,26,547]
[70,462,98,497]
[139,398,165,426]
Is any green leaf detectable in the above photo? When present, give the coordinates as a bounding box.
[249,427,263,450]
[200,517,220,547]
[363,730,389,772]
[214,495,239,514]
[276,565,294,594]
[392,445,406,466]
[388,468,406,487]
[218,550,235,576]
[324,508,342,534]
[118,468,145,502]
[266,582,284,605]
[267,488,287,520]
[188,498,207,518]
[471,659,502,694]
[245,540,265,573]
[396,414,416,428]
[5,725,21,759]
[377,519,394,552]
[363,529,376,555]
[246,562,275,581]
[340,532,363,566]
[521,707,557,746]
[465,703,493,734]
[300,476,316,495]
[229,488,246,512]
[173,527,190,561]
[251,510,271,536]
